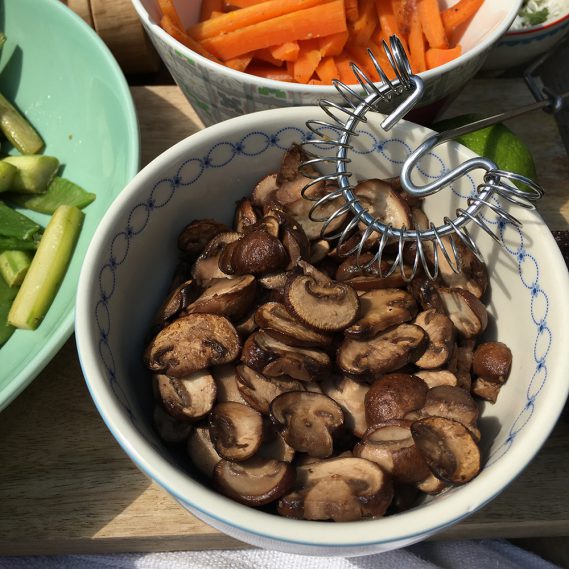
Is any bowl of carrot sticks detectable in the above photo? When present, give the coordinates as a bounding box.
[131,0,522,126]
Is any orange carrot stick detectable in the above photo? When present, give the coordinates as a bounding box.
[224,54,254,71]
[349,0,378,46]
[189,0,330,41]
[248,63,295,81]
[254,48,285,66]
[161,15,222,62]
[417,0,449,49]
[346,42,380,81]
[158,0,183,30]
[293,39,322,83]
[200,0,225,20]
[441,0,484,35]
[345,0,360,22]
[392,0,410,36]
[209,11,225,18]
[319,31,349,56]
[425,44,461,68]
[375,0,409,55]
[334,55,359,84]
[315,56,340,83]
[270,41,300,61]
[408,8,426,73]
[228,0,268,7]
[201,1,347,60]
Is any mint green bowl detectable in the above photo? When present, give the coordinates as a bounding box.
[0,0,139,411]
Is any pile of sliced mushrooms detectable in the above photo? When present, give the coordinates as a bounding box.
[144,144,513,522]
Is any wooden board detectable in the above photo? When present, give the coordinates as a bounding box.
[0,80,568,556]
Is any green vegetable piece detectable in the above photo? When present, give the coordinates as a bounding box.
[2,155,59,194]
[0,236,40,251]
[8,205,84,330]
[5,176,96,214]
[0,250,32,287]
[0,92,44,155]
[0,200,41,239]
[0,161,17,192]
[521,6,549,25]
[0,34,6,50]
[0,273,18,346]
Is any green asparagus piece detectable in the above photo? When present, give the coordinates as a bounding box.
[8,205,84,330]
[0,200,41,239]
[0,235,40,251]
[5,176,95,214]
[0,160,16,192]
[0,273,18,346]
[2,155,59,194]
[0,91,44,155]
[0,250,32,287]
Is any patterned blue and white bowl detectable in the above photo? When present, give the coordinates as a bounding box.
[75,107,569,556]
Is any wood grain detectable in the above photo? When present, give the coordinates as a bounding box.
[0,81,568,556]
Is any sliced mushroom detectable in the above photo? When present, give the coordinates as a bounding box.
[416,472,449,495]
[454,339,476,390]
[411,416,481,484]
[321,376,369,437]
[251,173,278,208]
[156,371,217,421]
[191,231,241,286]
[407,275,445,313]
[258,271,289,291]
[235,364,305,414]
[214,456,294,507]
[153,278,200,324]
[471,376,502,403]
[229,229,289,276]
[241,330,331,381]
[413,309,455,369]
[257,432,296,462]
[234,308,259,338]
[284,274,359,332]
[144,314,240,378]
[177,219,230,261]
[345,288,418,339]
[472,342,512,385]
[234,197,258,233]
[365,373,428,426]
[438,287,488,338]
[254,302,333,347]
[278,457,393,521]
[208,401,264,461]
[354,420,431,484]
[297,259,333,283]
[275,144,310,192]
[186,275,256,321]
[414,370,458,389]
[153,405,193,444]
[265,205,311,268]
[211,364,247,404]
[310,239,331,264]
[187,423,222,478]
[338,324,427,379]
[270,391,344,458]
[335,253,405,289]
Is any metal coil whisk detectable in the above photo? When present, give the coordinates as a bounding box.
[300,35,544,282]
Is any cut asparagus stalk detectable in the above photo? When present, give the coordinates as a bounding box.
[0,250,32,287]
[0,273,18,346]
[0,236,40,251]
[2,155,59,194]
[0,200,41,239]
[0,92,44,155]
[0,161,16,192]
[8,205,84,330]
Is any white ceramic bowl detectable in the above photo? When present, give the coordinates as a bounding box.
[484,4,569,70]
[75,107,569,556]
[131,0,522,126]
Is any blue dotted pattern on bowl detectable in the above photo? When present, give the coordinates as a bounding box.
[94,126,549,508]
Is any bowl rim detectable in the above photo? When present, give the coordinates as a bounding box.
[130,0,522,92]
[75,105,569,549]
[506,6,569,35]
[0,0,140,412]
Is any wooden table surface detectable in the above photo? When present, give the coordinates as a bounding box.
[1,79,569,556]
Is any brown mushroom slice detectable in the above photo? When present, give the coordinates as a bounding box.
[251,173,278,208]
[472,342,513,385]
[365,373,428,426]
[278,457,393,521]
[257,432,296,462]
[254,302,333,347]
[186,275,257,321]
[145,314,241,378]
[234,197,258,233]
[187,424,222,478]
[191,231,241,286]
[408,275,446,313]
[153,279,200,324]
[211,364,247,404]
[345,288,418,339]
[310,239,331,264]
[153,405,193,444]
[353,420,431,484]
[416,472,449,494]
[241,330,331,381]
[321,376,369,437]
[338,324,427,379]
[454,339,476,390]
[270,391,344,458]
[214,456,294,507]
[177,219,231,261]
[471,376,502,403]
[413,309,455,369]
[235,364,305,414]
[258,271,289,291]
[275,144,311,194]
[234,308,259,338]
[414,370,458,389]
[353,179,412,230]
[411,416,481,484]
[229,229,289,276]
[156,371,217,421]
[284,274,359,332]
[438,287,488,339]
[209,401,264,461]
[335,253,404,287]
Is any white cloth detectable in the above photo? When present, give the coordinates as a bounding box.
[0,540,561,569]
